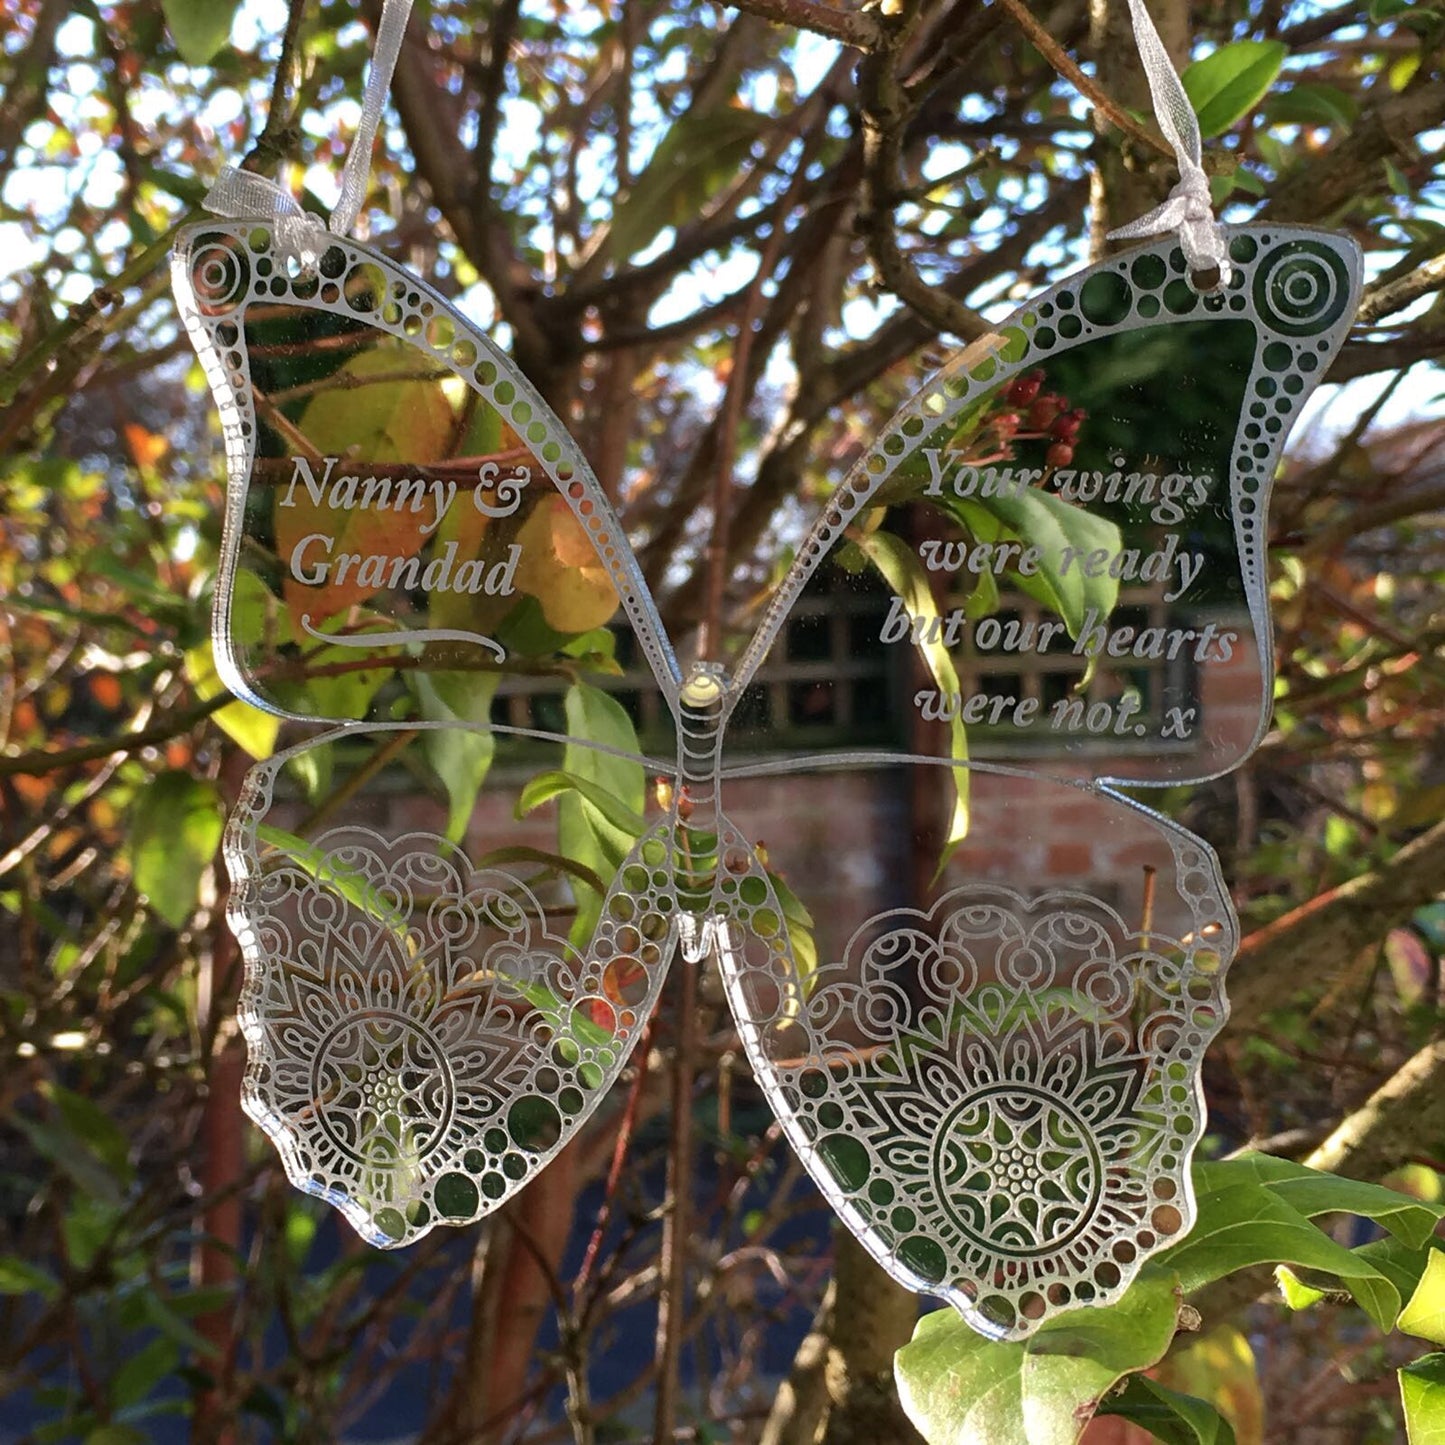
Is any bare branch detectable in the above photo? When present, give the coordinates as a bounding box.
[724,0,884,51]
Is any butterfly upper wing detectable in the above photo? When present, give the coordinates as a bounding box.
[731,225,1362,786]
[175,218,692,1244]
[171,219,683,723]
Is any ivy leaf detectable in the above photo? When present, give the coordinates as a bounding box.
[1400,1354,1445,1444]
[1182,41,1288,139]
[126,771,223,928]
[160,0,240,65]
[894,1267,1182,1444]
[1097,1374,1238,1445]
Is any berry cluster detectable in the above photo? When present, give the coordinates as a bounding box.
[979,369,1086,469]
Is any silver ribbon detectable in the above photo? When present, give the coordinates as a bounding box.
[1106,0,1232,284]
[203,165,328,266]
[203,0,415,253]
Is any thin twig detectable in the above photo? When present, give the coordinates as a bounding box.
[0,692,233,777]
[250,0,311,166]
[993,0,1172,160]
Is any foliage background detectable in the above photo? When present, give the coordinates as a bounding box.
[2,0,1445,1440]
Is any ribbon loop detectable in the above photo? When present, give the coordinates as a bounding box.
[203,0,415,246]
[204,167,328,267]
[1105,0,1232,286]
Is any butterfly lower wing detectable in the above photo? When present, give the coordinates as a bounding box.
[229,724,682,1245]
[715,772,1234,1339]
[171,220,682,723]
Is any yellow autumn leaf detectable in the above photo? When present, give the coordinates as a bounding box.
[511,496,619,633]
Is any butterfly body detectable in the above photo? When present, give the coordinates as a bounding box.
[177,215,1359,1337]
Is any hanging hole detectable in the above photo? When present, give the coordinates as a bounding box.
[1189,264,1225,294]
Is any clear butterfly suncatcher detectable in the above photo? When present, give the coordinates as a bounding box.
[173,214,1360,1340]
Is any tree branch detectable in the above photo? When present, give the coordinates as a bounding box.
[1262,80,1445,223]
[994,0,1170,159]
[857,4,993,342]
[1305,1037,1445,1181]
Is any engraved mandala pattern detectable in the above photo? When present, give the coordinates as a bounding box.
[228,758,677,1245]
[723,854,1232,1341]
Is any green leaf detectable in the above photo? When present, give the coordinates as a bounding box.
[608,107,770,260]
[112,1336,179,1408]
[1402,1251,1445,1345]
[1355,1237,1443,1305]
[1181,40,1288,139]
[943,488,1122,644]
[1161,1178,1400,1331]
[161,0,241,65]
[184,641,280,760]
[1262,84,1358,131]
[85,1428,149,1445]
[49,1085,133,1185]
[516,769,648,838]
[851,529,969,870]
[126,771,222,927]
[1200,1154,1445,1250]
[412,671,500,842]
[1275,1264,1330,1310]
[767,865,818,987]
[1097,1374,1237,1445]
[895,1267,1182,1445]
[557,683,647,946]
[255,824,411,938]
[0,1256,59,1299]
[1401,1354,1445,1444]
[16,1115,123,1205]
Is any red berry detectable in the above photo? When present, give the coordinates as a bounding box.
[1046,442,1074,468]
[1026,393,1065,430]
[1005,369,1045,407]
[992,410,1021,440]
[1051,408,1086,442]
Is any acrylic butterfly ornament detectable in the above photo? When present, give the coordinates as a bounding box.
[173,205,1359,1340]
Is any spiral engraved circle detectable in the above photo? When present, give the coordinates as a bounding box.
[311,1011,455,1165]
[189,236,251,316]
[933,1084,1103,1258]
[1253,241,1350,336]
